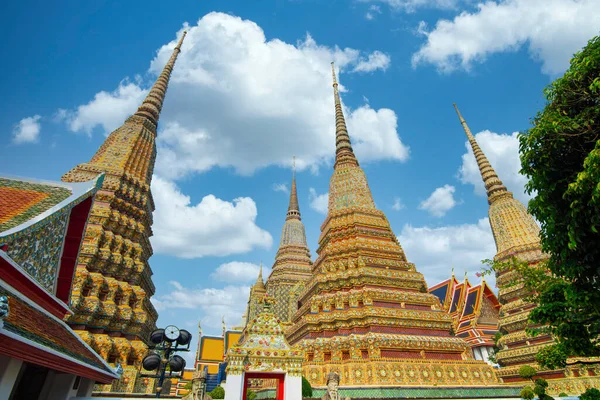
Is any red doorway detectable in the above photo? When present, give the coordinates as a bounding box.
[243,372,285,400]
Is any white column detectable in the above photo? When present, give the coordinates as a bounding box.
[285,375,302,400]
[224,373,244,400]
[0,355,23,400]
[75,378,95,397]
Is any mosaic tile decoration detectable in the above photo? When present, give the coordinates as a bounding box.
[254,386,522,399]
[0,178,71,233]
[6,211,69,292]
[0,285,114,375]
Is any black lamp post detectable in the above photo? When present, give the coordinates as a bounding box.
[140,325,192,398]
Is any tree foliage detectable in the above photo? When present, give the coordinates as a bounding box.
[580,388,600,400]
[518,365,537,382]
[518,34,600,367]
[520,386,535,400]
[210,386,225,399]
[302,376,313,398]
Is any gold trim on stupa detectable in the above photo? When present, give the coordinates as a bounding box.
[61,31,187,394]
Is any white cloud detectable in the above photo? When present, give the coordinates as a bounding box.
[419,184,457,217]
[63,80,147,134]
[150,175,273,258]
[398,218,497,287]
[392,197,405,211]
[12,115,41,144]
[308,188,329,214]
[60,13,408,178]
[458,130,531,203]
[353,51,392,73]
[272,183,289,193]
[152,281,250,332]
[366,5,382,19]
[412,0,600,75]
[361,0,460,13]
[211,261,271,283]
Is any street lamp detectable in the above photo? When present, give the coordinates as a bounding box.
[140,325,192,398]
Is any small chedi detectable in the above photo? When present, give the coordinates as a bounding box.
[60,32,187,394]
[225,294,304,400]
[453,105,600,395]
[429,272,500,365]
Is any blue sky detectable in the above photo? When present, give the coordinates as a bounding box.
[2,0,598,364]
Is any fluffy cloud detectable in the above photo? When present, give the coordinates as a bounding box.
[361,0,459,12]
[151,175,273,258]
[152,281,249,331]
[60,13,406,178]
[392,197,405,211]
[458,130,531,203]
[211,261,271,283]
[398,218,497,287]
[419,184,457,217]
[412,0,600,75]
[61,80,147,134]
[308,188,329,214]
[12,115,41,144]
[353,51,391,72]
[272,183,289,193]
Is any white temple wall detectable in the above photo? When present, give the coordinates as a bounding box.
[285,375,302,400]
[224,374,244,400]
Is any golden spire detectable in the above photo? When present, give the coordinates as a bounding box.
[254,262,266,291]
[135,31,187,127]
[287,156,301,220]
[331,62,358,168]
[453,103,510,205]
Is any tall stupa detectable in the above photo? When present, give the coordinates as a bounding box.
[60,31,187,394]
[265,160,313,326]
[453,104,600,395]
[286,64,502,393]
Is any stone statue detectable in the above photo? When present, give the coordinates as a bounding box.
[321,372,350,400]
[183,369,212,400]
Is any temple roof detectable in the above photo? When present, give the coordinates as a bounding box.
[0,175,103,237]
[0,265,118,383]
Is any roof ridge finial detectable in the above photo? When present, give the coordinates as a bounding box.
[453,103,510,205]
[134,30,187,127]
[287,156,301,220]
[331,62,358,168]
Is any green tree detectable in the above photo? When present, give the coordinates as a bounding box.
[210,386,225,399]
[184,381,193,390]
[518,365,537,383]
[517,34,600,368]
[520,386,535,400]
[302,376,313,398]
[580,388,600,400]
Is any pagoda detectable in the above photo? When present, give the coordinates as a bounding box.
[246,264,268,325]
[429,272,500,365]
[60,31,187,394]
[453,105,600,394]
[287,64,507,396]
[265,161,313,326]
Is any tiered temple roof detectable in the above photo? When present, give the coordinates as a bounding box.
[0,175,118,384]
[265,162,313,326]
[453,105,600,394]
[286,64,501,389]
[429,273,500,363]
[59,31,187,394]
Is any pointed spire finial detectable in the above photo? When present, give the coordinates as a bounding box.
[453,103,510,205]
[287,156,301,220]
[451,266,455,276]
[134,31,187,127]
[331,62,358,168]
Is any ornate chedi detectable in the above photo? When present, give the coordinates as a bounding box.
[286,64,507,396]
[454,104,600,394]
[245,265,268,327]
[266,161,313,326]
[429,272,500,365]
[60,32,187,394]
